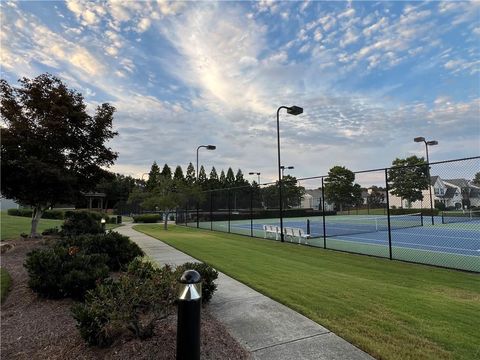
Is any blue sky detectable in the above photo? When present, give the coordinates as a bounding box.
[1,0,479,184]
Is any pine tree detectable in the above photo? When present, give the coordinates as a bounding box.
[198,166,207,189]
[186,162,196,185]
[235,169,245,186]
[161,163,172,179]
[147,161,161,190]
[219,170,226,187]
[226,167,235,187]
[173,165,185,183]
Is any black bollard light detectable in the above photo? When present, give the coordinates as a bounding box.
[176,269,202,360]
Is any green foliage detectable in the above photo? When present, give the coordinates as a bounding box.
[160,164,172,179]
[367,186,385,207]
[24,246,109,299]
[173,165,185,183]
[175,262,218,303]
[146,161,161,190]
[72,264,177,347]
[41,227,60,236]
[1,74,118,237]
[62,211,104,236]
[388,156,429,206]
[95,173,136,210]
[7,208,64,219]
[185,163,196,185]
[60,232,144,271]
[132,214,162,223]
[198,166,207,187]
[225,167,235,187]
[324,166,362,211]
[435,202,447,211]
[473,172,480,186]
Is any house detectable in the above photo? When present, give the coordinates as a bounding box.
[300,189,335,211]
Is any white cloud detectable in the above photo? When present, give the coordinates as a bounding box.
[137,18,151,32]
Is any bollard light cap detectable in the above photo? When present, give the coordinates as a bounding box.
[179,269,202,284]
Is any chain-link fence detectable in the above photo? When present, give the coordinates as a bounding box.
[177,157,480,272]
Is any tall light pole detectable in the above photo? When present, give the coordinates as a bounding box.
[277,105,303,242]
[196,145,216,179]
[414,137,438,225]
[249,172,261,184]
[280,165,294,179]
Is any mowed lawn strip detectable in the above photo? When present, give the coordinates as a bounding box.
[134,225,480,360]
[1,211,63,241]
[0,211,120,241]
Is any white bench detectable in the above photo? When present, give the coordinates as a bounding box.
[283,227,310,244]
[263,224,281,240]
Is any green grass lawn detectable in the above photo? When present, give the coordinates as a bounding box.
[135,225,480,360]
[1,212,121,241]
[1,267,12,303]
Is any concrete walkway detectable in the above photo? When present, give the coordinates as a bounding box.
[117,224,374,360]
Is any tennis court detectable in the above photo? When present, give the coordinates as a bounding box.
[195,213,480,272]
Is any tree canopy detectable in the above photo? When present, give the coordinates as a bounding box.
[0,74,118,236]
[324,166,362,211]
[388,156,429,207]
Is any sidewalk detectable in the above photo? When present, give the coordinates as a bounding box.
[117,224,374,360]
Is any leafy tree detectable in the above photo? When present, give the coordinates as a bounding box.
[0,74,117,237]
[388,156,429,208]
[209,166,219,190]
[473,172,480,186]
[173,166,185,183]
[185,163,195,185]
[96,173,136,210]
[366,186,385,208]
[261,176,305,209]
[225,168,235,187]
[324,166,362,211]
[160,164,172,179]
[128,177,202,230]
[147,162,161,190]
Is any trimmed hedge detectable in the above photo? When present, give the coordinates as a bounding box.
[133,214,162,223]
[390,208,439,216]
[7,208,64,219]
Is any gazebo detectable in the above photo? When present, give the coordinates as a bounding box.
[82,192,106,210]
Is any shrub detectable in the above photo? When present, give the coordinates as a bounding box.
[175,262,218,303]
[8,208,33,217]
[42,227,60,236]
[435,202,446,211]
[42,210,65,220]
[62,211,104,236]
[132,214,162,223]
[61,232,144,271]
[24,246,109,299]
[72,268,177,346]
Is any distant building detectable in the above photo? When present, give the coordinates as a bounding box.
[0,196,19,210]
[300,189,334,211]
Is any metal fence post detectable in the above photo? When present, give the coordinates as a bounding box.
[176,270,202,360]
[210,192,213,231]
[321,177,327,249]
[385,169,393,260]
[250,188,254,237]
[227,189,231,233]
[185,204,188,227]
[196,201,199,228]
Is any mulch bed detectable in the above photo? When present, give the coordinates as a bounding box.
[1,239,250,359]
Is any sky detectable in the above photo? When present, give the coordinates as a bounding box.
[1,0,479,185]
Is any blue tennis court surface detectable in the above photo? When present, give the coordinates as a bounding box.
[229,217,480,257]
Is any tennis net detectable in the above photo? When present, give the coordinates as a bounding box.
[322,213,423,237]
[441,210,480,224]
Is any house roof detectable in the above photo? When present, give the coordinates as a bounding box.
[444,178,469,188]
[430,175,439,186]
[305,189,322,197]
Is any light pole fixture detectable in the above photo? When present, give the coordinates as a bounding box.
[280,165,294,178]
[414,137,438,225]
[249,172,261,184]
[196,145,216,179]
[277,105,303,242]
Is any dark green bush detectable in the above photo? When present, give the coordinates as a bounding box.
[42,210,65,219]
[42,227,60,236]
[8,208,33,217]
[132,214,162,223]
[390,208,439,216]
[24,246,109,299]
[72,268,177,346]
[175,262,218,303]
[61,232,144,271]
[62,211,104,236]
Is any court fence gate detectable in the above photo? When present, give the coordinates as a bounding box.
[176,156,480,273]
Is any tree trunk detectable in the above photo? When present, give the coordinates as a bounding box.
[164,211,169,230]
[30,206,45,238]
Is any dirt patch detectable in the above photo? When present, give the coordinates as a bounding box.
[1,239,250,359]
